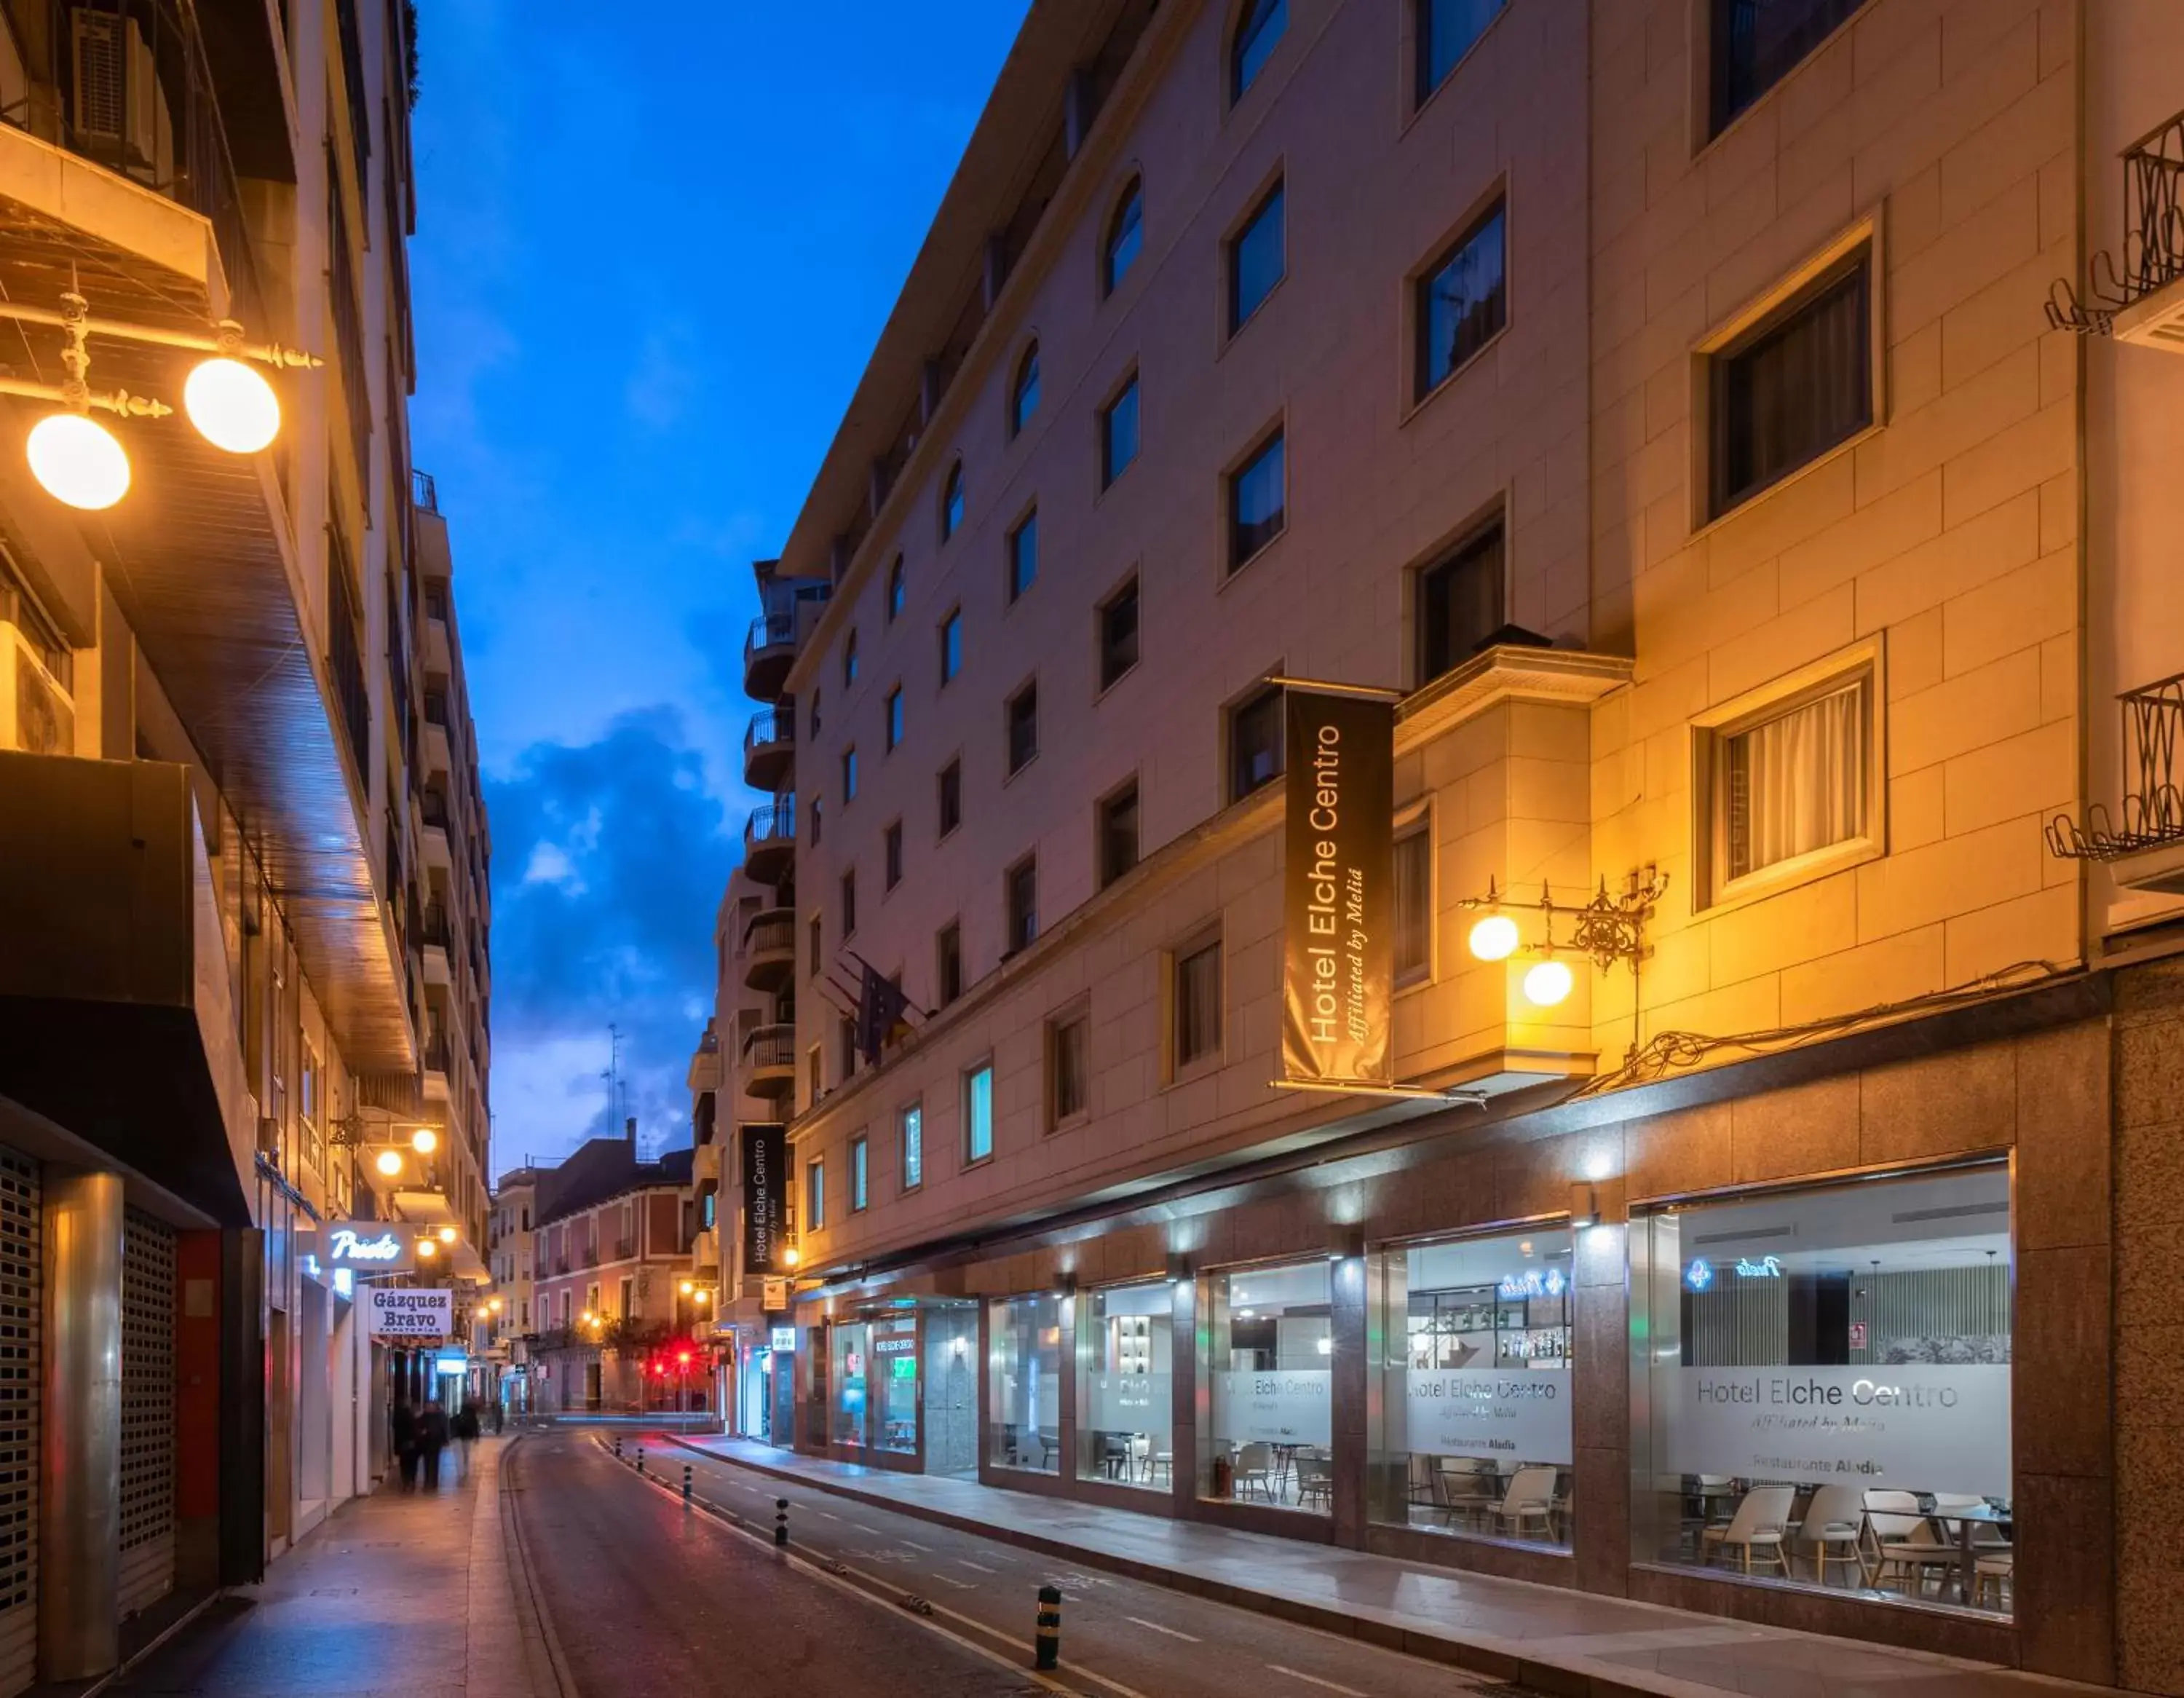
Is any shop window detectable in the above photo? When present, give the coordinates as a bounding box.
[828,1319,867,1450]
[1369,1228,1573,1547]
[1631,1163,2013,1615]
[870,1313,918,1455]
[1202,1260,1332,1514]
[988,1294,1064,1473]
[1079,1283,1173,1492]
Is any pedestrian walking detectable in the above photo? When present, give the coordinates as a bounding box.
[418,1399,451,1490]
[490,1398,504,1435]
[392,1399,419,1492]
[453,1399,480,1480]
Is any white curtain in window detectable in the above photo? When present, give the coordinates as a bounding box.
[1727,683,1864,878]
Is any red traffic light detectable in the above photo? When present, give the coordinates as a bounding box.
[652,1360,666,1375]
[677,1350,692,1366]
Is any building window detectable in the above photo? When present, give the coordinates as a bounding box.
[989,1295,1063,1472]
[1010,342,1040,436]
[1171,937,1222,1072]
[850,1135,869,1212]
[1416,0,1505,103]
[809,686,823,737]
[885,686,903,752]
[1228,430,1285,569]
[1632,1162,2011,1615]
[839,1013,858,1081]
[1077,1282,1173,1492]
[806,1158,826,1232]
[1201,1260,1330,1512]
[1699,665,1876,905]
[1005,856,1038,955]
[1711,0,1864,136]
[938,607,962,686]
[1049,1011,1089,1126]
[807,1045,823,1105]
[1418,516,1506,682]
[1099,781,1140,888]
[965,1062,994,1164]
[938,759,962,838]
[900,1102,923,1190]
[1708,250,1872,520]
[809,912,823,979]
[1227,179,1285,333]
[842,746,858,802]
[840,869,857,939]
[937,921,963,1006]
[1395,822,1431,982]
[1104,179,1144,296]
[1229,683,1283,801]
[1101,373,1140,489]
[1099,576,1139,690]
[1230,0,1286,100]
[884,820,904,890]
[886,555,906,622]
[1415,202,1506,400]
[811,794,823,847]
[1369,1225,1572,1545]
[844,629,859,687]
[1008,508,1038,601]
[942,462,966,541]
[1007,681,1038,775]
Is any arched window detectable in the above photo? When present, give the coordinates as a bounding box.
[1103,180,1144,297]
[941,462,966,541]
[1010,342,1040,437]
[1230,0,1286,101]
[886,555,906,622]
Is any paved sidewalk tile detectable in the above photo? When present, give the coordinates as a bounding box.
[111,1438,557,1698]
[675,1436,2096,1698]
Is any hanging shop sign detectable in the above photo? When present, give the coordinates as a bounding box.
[1279,687,1395,1089]
[761,1277,791,1313]
[366,1287,453,1338]
[1656,1364,2011,1498]
[317,1223,416,1274]
[742,1123,789,1275]
[769,1326,796,1352]
[1390,1370,1572,1463]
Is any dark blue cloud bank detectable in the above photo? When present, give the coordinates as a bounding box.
[485,708,735,1172]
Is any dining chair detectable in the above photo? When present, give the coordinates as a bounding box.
[1701,1486,1796,1576]
[1296,1453,1334,1511]
[1489,1465,1559,1541]
[1235,1442,1277,1501]
[1796,1484,1869,1586]
[1864,1490,1958,1596]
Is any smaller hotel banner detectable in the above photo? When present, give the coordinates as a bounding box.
[742,1123,789,1276]
[1280,687,1396,1088]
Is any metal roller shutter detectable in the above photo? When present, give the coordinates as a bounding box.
[0,1151,37,1698]
[117,1209,175,1619]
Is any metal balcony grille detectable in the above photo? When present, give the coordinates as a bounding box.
[2046,672,2184,859]
[2047,109,2184,334]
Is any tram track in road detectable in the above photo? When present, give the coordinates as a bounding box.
[603,1429,1512,1698]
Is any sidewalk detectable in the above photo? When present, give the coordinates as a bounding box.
[669,1435,2089,1698]
[106,1438,563,1698]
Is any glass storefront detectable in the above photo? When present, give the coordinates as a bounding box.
[1631,1164,2013,1616]
[1201,1260,1332,1514]
[828,1320,869,1453]
[988,1294,1064,1473]
[1371,1227,1574,1547]
[1077,1282,1174,1491]
[870,1312,919,1456]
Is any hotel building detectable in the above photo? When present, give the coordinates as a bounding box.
[713,0,2184,1685]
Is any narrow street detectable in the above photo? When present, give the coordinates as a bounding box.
[510,1430,1504,1698]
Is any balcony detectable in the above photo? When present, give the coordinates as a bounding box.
[2050,109,2184,350]
[743,707,795,793]
[743,796,796,887]
[2049,672,2184,893]
[420,901,452,986]
[742,1022,797,1100]
[742,907,796,993]
[419,788,452,867]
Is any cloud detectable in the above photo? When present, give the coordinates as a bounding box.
[486,708,736,1172]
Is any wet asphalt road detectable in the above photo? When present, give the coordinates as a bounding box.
[512,1428,1502,1698]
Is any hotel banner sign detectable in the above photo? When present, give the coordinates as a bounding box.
[1280,687,1395,1088]
[742,1123,789,1276]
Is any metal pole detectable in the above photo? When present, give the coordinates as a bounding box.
[1034,1583,1061,1670]
[40,1172,124,1681]
[774,1497,789,1547]
[681,1463,692,1501]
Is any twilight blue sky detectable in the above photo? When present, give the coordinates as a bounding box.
[406,4,1030,1173]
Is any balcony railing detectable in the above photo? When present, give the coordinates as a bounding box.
[424,690,449,729]
[421,902,451,949]
[414,469,439,513]
[2048,108,2184,334]
[2048,674,2184,861]
[423,1035,451,1074]
[743,1023,796,1070]
[422,789,449,829]
[745,708,794,754]
[743,909,796,956]
[614,1238,636,1260]
[745,797,795,848]
[745,612,796,659]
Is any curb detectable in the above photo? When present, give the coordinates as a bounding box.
[499,1435,582,1698]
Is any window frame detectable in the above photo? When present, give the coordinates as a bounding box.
[806,1156,826,1232]
[941,460,967,542]
[1163,925,1225,1083]
[842,744,858,802]
[1409,194,1508,408]
[1102,177,1144,299]
[1006,504,1038,604]
[1412,0,1508,110]
[1226,679,1286,803]
[937,757,963,840]
[1696,229,1880,527]
[808,911,823,982]
[1689,637,1886,914]
[885,554,906,623]
[1224,423,1287,574]
[1099,368,1142,491]
[1005,678,1039,777]
[1413,508,1508,686]
[1010,340,1040,438]
[1005,853,1038,956]
[885,684,903,754]
[1098,572,1141,695]
[899,1100,925,1193]
[850,1134,869,1213]
[936,920,964,1006]
[1701,0,1868,145]
[843,628,860,688]
[1097,776,1141,890]
[1227,0,1287,104]
[839,868,857,940]
[1225,174,1286,336]
[1393,804,1434,989]
[963,1060,996,1166]
[1047,1001,1092,1132]
[883,818,904,891]
[938,605,963,687]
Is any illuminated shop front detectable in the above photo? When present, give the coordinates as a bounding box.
[817,1300,978,1475]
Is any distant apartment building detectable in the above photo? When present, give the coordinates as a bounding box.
[703,0,2184,1686]
[0,3,490,1687]
[482,1164,542,1410]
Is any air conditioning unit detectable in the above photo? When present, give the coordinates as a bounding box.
[0,623,74,755]
[70,8,171,172]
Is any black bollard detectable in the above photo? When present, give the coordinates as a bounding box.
[682,1463,692,1501]
[613,1436,623,1458]
[1034,1583,1061,1670]
[774,1497,789,1547]
[636,1445,645,1474]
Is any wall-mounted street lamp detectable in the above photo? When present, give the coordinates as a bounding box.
[1457,868,1669,1018]
[0,291,320,510]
